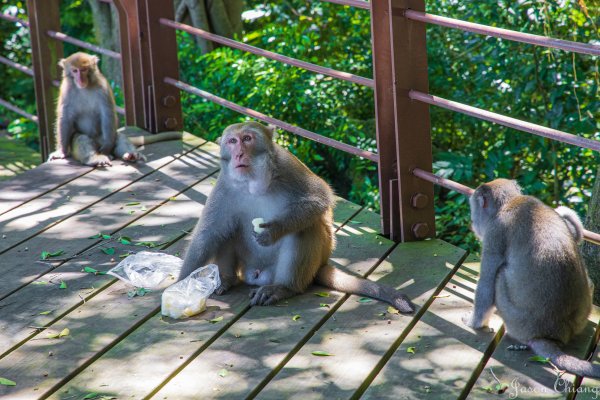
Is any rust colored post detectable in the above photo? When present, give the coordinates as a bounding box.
[26,0,63,161]
[371,0,435,241]
[142,0,182,132]
[112,0,148,127]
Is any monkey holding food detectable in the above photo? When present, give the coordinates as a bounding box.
[48,52,181,167]
[178,121,415,313]
[465,178,600,377]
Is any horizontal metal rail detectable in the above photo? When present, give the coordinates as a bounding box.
[160,18,374,88]
[413,168,600,245]
[0,56,33,76]
[165,77,379,162]
[0,13,29,27]
[410,90,600,152]
[404,10,600,57]
[0,98,38,123]
[319,0,370,10]
[46,30,122,59]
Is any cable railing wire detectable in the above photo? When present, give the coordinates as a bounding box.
[46,30,121,59]
[0,13,29,27]
[0,98,38,123]
[0,56,33,76]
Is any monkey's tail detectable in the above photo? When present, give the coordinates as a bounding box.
[316,264,415,314]
[129,131,183,146]
[528,338,600,378]
[555,206,584,244]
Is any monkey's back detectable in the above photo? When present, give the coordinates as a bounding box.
[494,195,591,344]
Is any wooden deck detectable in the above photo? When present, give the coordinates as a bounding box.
[1,132,599,400]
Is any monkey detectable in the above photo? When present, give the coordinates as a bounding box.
[178,121,415,313]
[47,52,181,167]
[464,178,600,377]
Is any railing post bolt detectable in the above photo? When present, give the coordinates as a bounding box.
[411,193,429,209]
[164,117,178,129]
[162,95,177,108]
[412,222,430,239]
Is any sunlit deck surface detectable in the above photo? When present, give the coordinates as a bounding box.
[1,131,600,400]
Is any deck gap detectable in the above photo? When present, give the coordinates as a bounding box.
[0,166,219,304]
[350,249,471,400]
[0,139,207,256]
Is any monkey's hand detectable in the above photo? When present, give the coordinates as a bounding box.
[48,150,66,161]
[462,312,494,332]
[253,222,280,246]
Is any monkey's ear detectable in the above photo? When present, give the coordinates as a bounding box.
[89,55,100,66]
[216,136,222,145]
[477,193,488,209]
[266,124,278,141]
[58,59,66,69]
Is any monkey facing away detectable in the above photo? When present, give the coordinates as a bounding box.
[48,52,181,167]
[178,121,415,313]
[465,178,599,377]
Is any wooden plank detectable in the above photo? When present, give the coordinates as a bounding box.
[0,172,223,399]
[466,298,600,398]
[0,132,204,254]
[150,214,466,399]
[361,255,502,399]
[44,201,368,400]
[251,242,467,400]
[0,141,220,301]
[572,336,600,399]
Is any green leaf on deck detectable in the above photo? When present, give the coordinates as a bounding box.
[169,197,177,201]
[529,355,550,363]
[83,393,99,399]
[407,346,416,354]
[135,241,157,248]
[311,351,334,356]
[59,281,67,289]
[433,294,450,299]
[357,297,372,303]
[119,236,132,245]
[128,288,150,298]
[128,210,136,215]
[140,206,148,211]
[59,328,70,337]
[83,267,107,275]
[88,233,110,240]
[119,252,133,258]
[387,306,400,314]
[32,281,48,285]
[209,316,223,324]
[292,314,301,321]
[0,377,16,386]
[319,303,330,308]
[218,369,228,377]
[101,247,115,255]
[125,202,140,206]
[40,249,64,260]
[39,310,53,315]
[314,292,329,297]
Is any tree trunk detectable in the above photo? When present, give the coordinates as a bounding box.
[174,0,244,54]
[583,166,600,304]
[86,0,121,87]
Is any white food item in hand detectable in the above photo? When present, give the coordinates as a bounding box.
[252,217,265,233]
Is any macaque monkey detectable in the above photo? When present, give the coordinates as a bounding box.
[179,122,415,313]
[465,178,599,377]
[48,52,181,167]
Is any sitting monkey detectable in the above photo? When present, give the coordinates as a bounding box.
[179,121,415,313]
[465,178,599,377]
[48,52,180,167]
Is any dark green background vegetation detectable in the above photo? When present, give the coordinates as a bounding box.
[0,0,598,253]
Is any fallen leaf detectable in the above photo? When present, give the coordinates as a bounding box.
[125,201,140,206]
[209,316,224,324]
[40,249,64,260]
[319,303,330,308]
[357,297,372,303]
[311,351,334,356]
[433,294,450,299]
[0,377,16,386]
[387,306,400,314]
[529,355,550,363]
[119,252,133,258]
[59,281,67,289]
[32,281,48,285]
[59,328,70,337]
[140,206,148,211]
[407,346,416,354]
[135,241,156,248]
[39,310,53,315]
[292,314,301,321]
[101,247,115,255]
[127,288,150,298]
[119,236,132,245]
[218,369,228,377]
[169,197,177,201]
[83,393,99,400]
[83,267,107,275]
[314,292,329,297]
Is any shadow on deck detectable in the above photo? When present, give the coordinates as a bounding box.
[0,133,598,400]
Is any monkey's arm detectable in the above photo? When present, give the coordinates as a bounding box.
[466,233,505,329]
[53,107,74,159]
[98,95,117,155]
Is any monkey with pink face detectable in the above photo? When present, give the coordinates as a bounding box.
[48,52,180,167]
[179,121,415,312]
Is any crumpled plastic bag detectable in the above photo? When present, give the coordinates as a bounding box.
[161,264,221,319]
[107,251,182,289]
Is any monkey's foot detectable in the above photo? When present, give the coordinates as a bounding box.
[122,152,145,163]
[87,154,112,167]
[507,344,529,351]
[47,151,66,162]
[249,285,295,306]
[462,313,493,332]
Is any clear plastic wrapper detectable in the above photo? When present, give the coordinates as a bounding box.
[107,251,182,289]
[161,264,221,319]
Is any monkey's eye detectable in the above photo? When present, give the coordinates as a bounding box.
[228,138,237,144]
[72,68,79,73]
[242,135,252,142]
